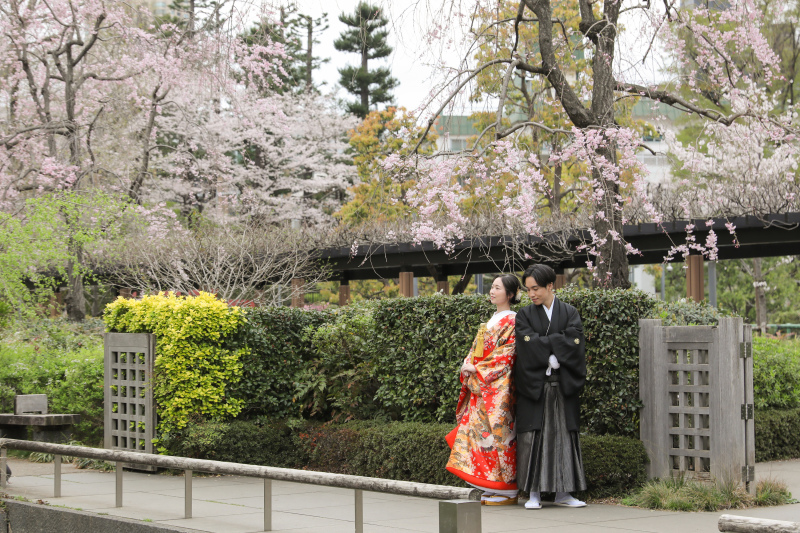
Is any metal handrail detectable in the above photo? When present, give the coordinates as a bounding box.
[0,438,481,533]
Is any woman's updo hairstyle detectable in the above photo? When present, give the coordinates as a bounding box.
[496,274,522,305]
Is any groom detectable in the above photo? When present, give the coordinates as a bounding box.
[514,264,587,509]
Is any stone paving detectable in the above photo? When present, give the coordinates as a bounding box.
[2,456,800,532]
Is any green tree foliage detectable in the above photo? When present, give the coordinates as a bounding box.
[336,107,436,225]
[660,257,800,325]
[334,2,398,118]
[0,319,105,445]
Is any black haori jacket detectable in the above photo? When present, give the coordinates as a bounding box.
[514,298,587,433]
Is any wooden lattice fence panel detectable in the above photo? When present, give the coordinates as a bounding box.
[104,333,156,463]
[639,318,755,491]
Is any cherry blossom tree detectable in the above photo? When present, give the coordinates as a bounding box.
[1,0,355,319]
[383,0,800,287]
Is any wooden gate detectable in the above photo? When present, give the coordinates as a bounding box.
[104,333,156,462]
[639,318,755,492]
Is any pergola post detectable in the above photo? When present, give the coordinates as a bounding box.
[291,278,305,308]
[338,278,351,307]
[686,255,704,302]
[399,272,414,297]
[436,272,449,295]
[554,272,566,290]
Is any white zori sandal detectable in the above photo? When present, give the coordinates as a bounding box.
[554,493,587,507]
[524,493,541,509]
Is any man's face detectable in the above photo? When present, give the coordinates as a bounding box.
[525,276,554,306]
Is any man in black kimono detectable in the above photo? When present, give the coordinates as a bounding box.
[514,264,587,509]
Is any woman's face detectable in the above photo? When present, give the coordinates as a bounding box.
[489,278,509,306]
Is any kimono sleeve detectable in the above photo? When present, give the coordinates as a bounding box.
[475,317,515,384]
[548,305,587,397]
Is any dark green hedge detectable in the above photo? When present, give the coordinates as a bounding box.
[755,408,800,462]
[166,419,647,498]
[225,291,658,438]
[228,307,332,419]
[369,295,494,422]
[558,287,656,437]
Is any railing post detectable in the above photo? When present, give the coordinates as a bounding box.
[1,448,6,488]
[185,469,192,518]
[54,454,61,497]
[354,488,363,533]
[116,462,124,507]
[439,500,481,533]
[264,478,272,531]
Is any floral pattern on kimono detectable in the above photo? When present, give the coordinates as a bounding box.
[445,313,517,490]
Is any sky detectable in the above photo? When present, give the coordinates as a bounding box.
[279,0,466,115]
[274,0,669,118]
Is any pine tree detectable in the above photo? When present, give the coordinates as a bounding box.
[334,2,398,118]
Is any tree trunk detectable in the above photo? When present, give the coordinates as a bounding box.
[360,42,369,111]
[588,0,629,288]
[452,274,472,295]
[64,243,86,321]
[753,257,767,336]
[306,16,313,91]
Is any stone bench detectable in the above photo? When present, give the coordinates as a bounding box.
[0,395,80,443]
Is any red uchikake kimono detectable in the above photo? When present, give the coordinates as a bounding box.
[445,311,517,492]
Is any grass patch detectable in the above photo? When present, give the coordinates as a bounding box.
[622,476,794,511]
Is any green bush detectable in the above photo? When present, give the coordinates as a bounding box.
[0,319,105,444]
[558,287,657,438]
[369,295,494,422]
[648,299,728,326]
[228,306,332,419]
[168,419,648,498]
[104,292,248,448]
[301,302,381,420]
[755,408,800,462]
[753,337,800,410]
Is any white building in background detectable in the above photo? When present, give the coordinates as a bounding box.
[434,100,684,296]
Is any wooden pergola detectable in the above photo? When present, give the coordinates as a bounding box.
[299,213,800,306]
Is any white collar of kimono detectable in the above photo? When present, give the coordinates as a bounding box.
[487,309,516,329]
[542,297,556,322]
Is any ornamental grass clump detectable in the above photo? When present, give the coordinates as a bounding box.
[622,476,794,511]
[104,292,248,451]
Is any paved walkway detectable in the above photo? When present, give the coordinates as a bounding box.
[2,457,800,533]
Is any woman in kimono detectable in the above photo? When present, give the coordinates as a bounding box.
[446,274,521,506]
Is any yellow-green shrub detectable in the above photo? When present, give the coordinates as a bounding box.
[104,292,247,450]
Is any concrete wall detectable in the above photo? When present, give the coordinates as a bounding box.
[0,498,194,533]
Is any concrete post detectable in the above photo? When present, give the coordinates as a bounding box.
[439,500,481,533]
[54,454,61,497]
[708,260,717,307]
[475,275,484,295]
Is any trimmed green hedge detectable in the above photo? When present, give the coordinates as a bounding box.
[229,306,332,419]
[558,287,656,437]
[753,337,800,410]
[755,408,800,462]
[165,419,648,498]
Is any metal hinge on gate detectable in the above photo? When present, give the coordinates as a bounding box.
[742,465,755,483]
[740,341,752,358]
[741,404,754,420]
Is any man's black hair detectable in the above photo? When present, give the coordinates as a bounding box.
[521,264,557,288]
